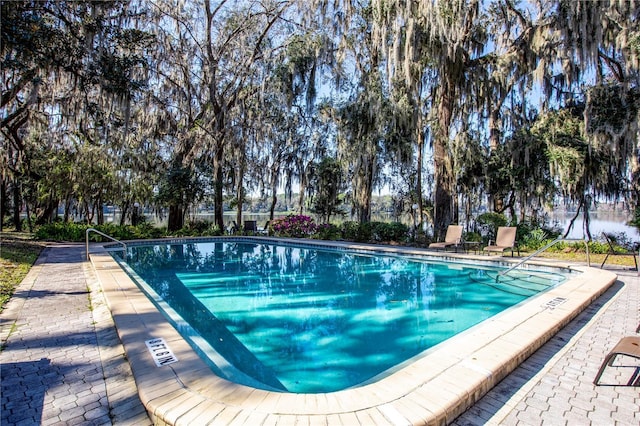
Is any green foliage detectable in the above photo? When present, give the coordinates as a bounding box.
[514,219,562,251]
[35,222,87,241]
[520,229,549,251]
[587,241,613,254]
[476,212,508,227]
[547,233,635,255]
[313,223,341,240]
[173,220,222,237]
[548,240,609,255]
[586,84,639,136]
[475,213,508,241]
[515,231,635,255]
[32,216,410,244]
[336,221,408,243]
[369,222,409,242]
[34,222,164,242]
[339,221,371,242]
[463,231,482,243]
[0,236,43,312]
[630,205,640,230]
[309,157,345,223]
[534,109,589,197]
[4,1,638,242]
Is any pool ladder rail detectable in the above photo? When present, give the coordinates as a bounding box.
[85,228,127,260]
[497,237,590,281]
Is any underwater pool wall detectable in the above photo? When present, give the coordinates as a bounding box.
[89,237,616,425]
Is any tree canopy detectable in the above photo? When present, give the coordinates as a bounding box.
[2,0,638,238]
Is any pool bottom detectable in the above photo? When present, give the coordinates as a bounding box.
[89,238,617,425]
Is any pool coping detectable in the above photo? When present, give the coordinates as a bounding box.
[88,237,617,425]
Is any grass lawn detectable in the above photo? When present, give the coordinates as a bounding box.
[528,249,638,268]
[0,232,45,313]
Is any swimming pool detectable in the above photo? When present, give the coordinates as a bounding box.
[91,237,616,424]
[118,238,568,393]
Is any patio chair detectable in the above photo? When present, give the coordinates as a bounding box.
[243,220,258,235]
[599,233,639,276]
[483,226,519,256]
[593,325,640,386]
[429,225,463,251]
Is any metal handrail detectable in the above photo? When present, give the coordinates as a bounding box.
[497,237,590,281]
[85,228,127,260]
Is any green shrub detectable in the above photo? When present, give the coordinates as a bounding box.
[95,223,134,240]
[463,231,482,243]
[35,222,88,241]
[129,222,166,239]
[630,205,640,230]
[172,220,221,237]
[544,239,607,254]
[337,221,408,243]
[370,222,408,242]
[35,222,166,242]
[587,240,610,254]
[476,212,508,241]
[520,229,549,251]
[340,221,371,242]
[314,223,341,240]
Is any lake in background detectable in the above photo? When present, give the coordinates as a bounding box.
[113,207,639,242]
[549,210,639,240]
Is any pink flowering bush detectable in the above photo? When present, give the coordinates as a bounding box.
[269,215,317,238]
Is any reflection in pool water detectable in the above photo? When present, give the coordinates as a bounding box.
[121,240,567,393]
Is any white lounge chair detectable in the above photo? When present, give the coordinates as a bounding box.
[483,226,518,256]
[594,324,640,386]
[429,225,463,251]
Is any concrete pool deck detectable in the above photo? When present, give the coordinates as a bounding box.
[1,239,638,425]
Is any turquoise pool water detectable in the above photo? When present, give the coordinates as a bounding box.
[120,239,567,393]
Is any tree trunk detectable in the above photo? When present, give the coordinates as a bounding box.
[269,163,279,221]
[269,192,278,221]
[297,188,305,215]
[96,194,104,225]
[453,192,459,225]
[297,162,307,215]
[212,140,225,231]
[35,200,57,225]
[63,196,71,222]
[465,195,472,232]
[354,163,374,223]
[84,200,95,224]
[0,178,6,231]
[354,150,375,223]
[12,179,22,232]
[433,75,456,241]
[120,201,129,226]
[25,198,33,232]
[167,204,184,232]
[563,200,583,239]
[233,146,246,230]
[488,102,505,214]
[235,176,244,232]
[416,128,424,231]
[583,194,593,240]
